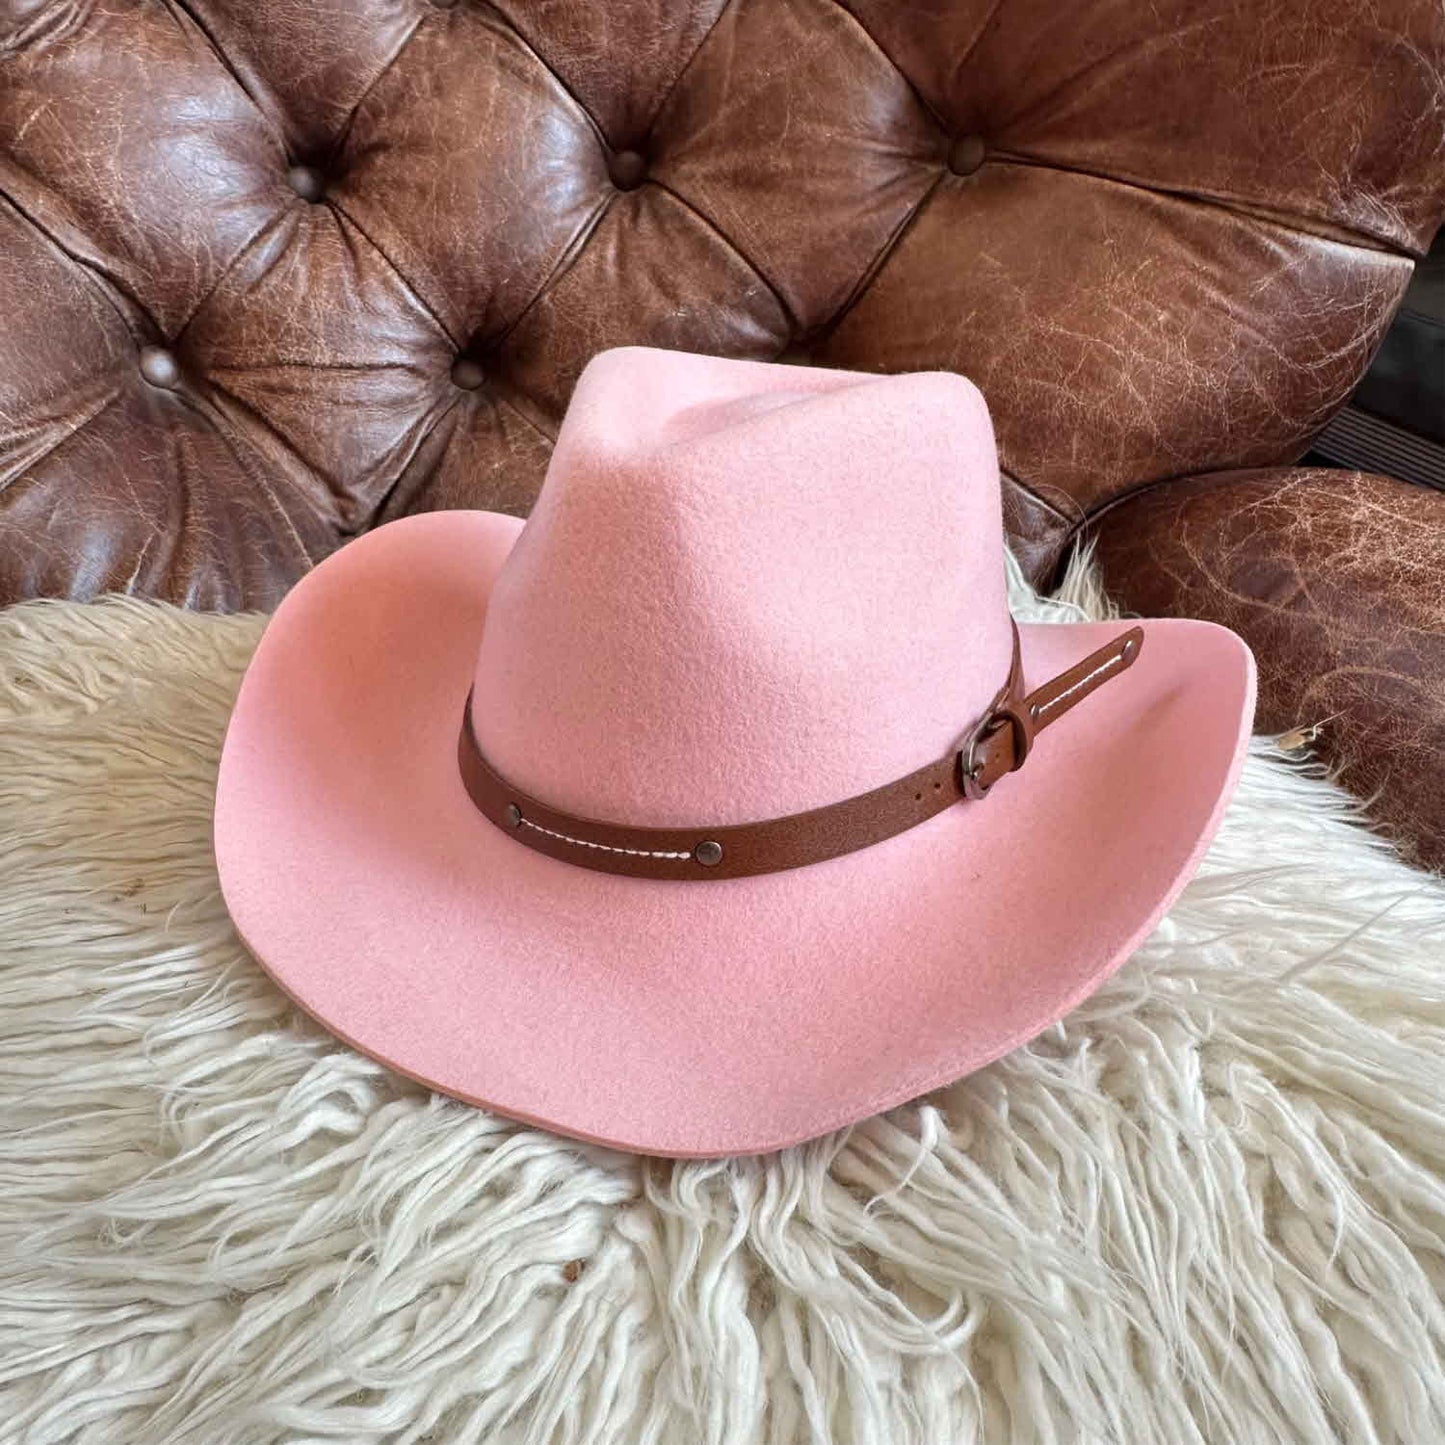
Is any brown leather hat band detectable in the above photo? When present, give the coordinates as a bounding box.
[458,623,1144,881]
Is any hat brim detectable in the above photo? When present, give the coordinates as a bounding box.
[215,511,1255,1157]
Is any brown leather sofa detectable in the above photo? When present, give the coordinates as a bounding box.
[2,0,1444,867]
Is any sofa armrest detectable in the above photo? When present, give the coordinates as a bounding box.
[1085,468,1445,872]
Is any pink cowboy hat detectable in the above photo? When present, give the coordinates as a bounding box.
[215,347,1255,1158]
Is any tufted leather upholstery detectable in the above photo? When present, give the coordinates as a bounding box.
[2,0,1444,860]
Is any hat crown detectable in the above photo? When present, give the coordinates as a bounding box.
[470,348,1013,827]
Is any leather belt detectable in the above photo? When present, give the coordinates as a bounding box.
[458,622,1144,881]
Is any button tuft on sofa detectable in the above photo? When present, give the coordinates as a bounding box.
[607,149,648,192]
[138,347,182,390]
[285,166,325,202]
[450,358,486,391]
[947,135,987,177]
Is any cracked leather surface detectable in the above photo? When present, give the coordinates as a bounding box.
[1089,468,1445,873]
[2,0,1444,609]
[1,0,1444,857]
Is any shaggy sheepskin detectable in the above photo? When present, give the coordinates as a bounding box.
[2,558,1444,1445]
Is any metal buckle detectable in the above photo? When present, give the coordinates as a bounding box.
[959,696,1034,801]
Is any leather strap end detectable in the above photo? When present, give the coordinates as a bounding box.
[1028,625,1144,728]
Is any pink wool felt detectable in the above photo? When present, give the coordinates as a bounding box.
[472,351,1010,824]
[215,348,1255,1158]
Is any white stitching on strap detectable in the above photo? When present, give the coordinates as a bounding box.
[1033,649,1126,719]
[518,816,692,861]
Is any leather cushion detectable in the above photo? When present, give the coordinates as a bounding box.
[1089,468,1445,874]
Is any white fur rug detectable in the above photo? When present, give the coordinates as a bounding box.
[2,558,1444,1445]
